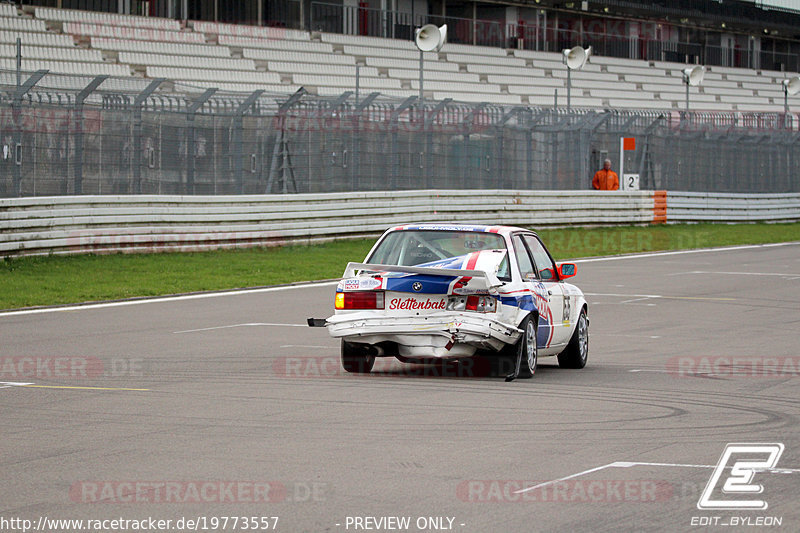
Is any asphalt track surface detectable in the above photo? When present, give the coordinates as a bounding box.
[1,243,799,533]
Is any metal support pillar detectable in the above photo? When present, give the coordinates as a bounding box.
[267,88,307,194]
[73,75,107,195]
[11,70,47,197]
[388,96,417,190]
[132,79,164,194]
[424,98,451,188]
[233,90,264,194]
[185,88,216,195]
[462,102,487,186]
[497,107,525,188]
[350,92,379,191]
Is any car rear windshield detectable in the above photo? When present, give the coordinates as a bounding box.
[367,230,508,267]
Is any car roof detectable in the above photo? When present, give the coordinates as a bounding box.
[389,223,534,236]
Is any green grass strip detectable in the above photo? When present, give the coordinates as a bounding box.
[1,222,798,310]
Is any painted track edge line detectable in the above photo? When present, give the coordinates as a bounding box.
[571,241,800,263]
[2,241,798,318]
[0,280,340,318]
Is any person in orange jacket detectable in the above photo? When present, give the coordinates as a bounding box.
[592,159,619,190]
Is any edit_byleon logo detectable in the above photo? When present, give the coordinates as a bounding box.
[697,443,784,510]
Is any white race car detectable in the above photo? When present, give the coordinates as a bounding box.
[309,224,588,380]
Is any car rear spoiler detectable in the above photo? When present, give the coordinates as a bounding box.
[343,262,504,290]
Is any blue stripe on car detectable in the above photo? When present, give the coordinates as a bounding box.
[384,274,457,294]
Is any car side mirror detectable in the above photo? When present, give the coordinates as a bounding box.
[558,263,577,279]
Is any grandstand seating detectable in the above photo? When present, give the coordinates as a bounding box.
[145,66,280,84]
[243,49,355,65]
[35,7,180,30]
[0,5,794,112]
[191,20,308,41]
[0,58,130,76]
[0,43,102,62]
[120,53,256,70]
[91,37,231,57]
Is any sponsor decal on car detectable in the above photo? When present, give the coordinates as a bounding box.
[388,297,447,311]
[452,287,491,295]
[341,278,382,291]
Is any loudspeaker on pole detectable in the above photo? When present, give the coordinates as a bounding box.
[562,46,591,70]
[415,24,448,52]
[682,65,706,86]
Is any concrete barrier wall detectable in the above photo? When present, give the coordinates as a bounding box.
[2,190,798,257]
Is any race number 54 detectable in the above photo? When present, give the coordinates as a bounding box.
[698,443,784,510]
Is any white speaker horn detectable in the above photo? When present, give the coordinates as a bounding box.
[562,46,591,70]
[783,76,800,96]
[415,24,447,52]
[682,65,706,86]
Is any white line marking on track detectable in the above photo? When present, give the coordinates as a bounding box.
[0,381,34,389]
[586,292,736,302]
[2,242,796,318]
[0,382,148,391]
[516,463,621,493]
[585,292,662,298]
[571,242,799,264]
[669,270,800,277]
[620,297,657,304]
[280,345,331,349]
[174,322,307,334]
[0,281,339,318]
[628,368,791,377]
[515,460,800,494]
[595,334,662,339]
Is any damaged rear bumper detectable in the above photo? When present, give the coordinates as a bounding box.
[323,312,522,359]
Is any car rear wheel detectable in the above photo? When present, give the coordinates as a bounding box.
[518,315,538,378]
[341,340,375,373]
[558,309,588,369]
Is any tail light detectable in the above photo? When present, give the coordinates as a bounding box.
[446,295,497,313]
[335,291,385,310]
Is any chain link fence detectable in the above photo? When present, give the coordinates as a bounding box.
[1,69,799,197]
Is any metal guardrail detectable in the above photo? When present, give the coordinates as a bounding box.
[2,190,799,257]
[667,191,800,222]
[0,190,656,256]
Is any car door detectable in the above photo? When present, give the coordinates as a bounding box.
[522,233,567,350]
[511,233,562,352]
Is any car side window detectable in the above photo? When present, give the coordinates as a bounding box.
[512,235,536,281]
[496,253,511,281]
[523,234,556,281]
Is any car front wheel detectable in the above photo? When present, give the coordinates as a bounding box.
[558,309,588,369]
[341,340,376,373]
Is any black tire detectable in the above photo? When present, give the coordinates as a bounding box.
[517,315,538,378]
[558,308,588,369]
[341,340,375,373]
